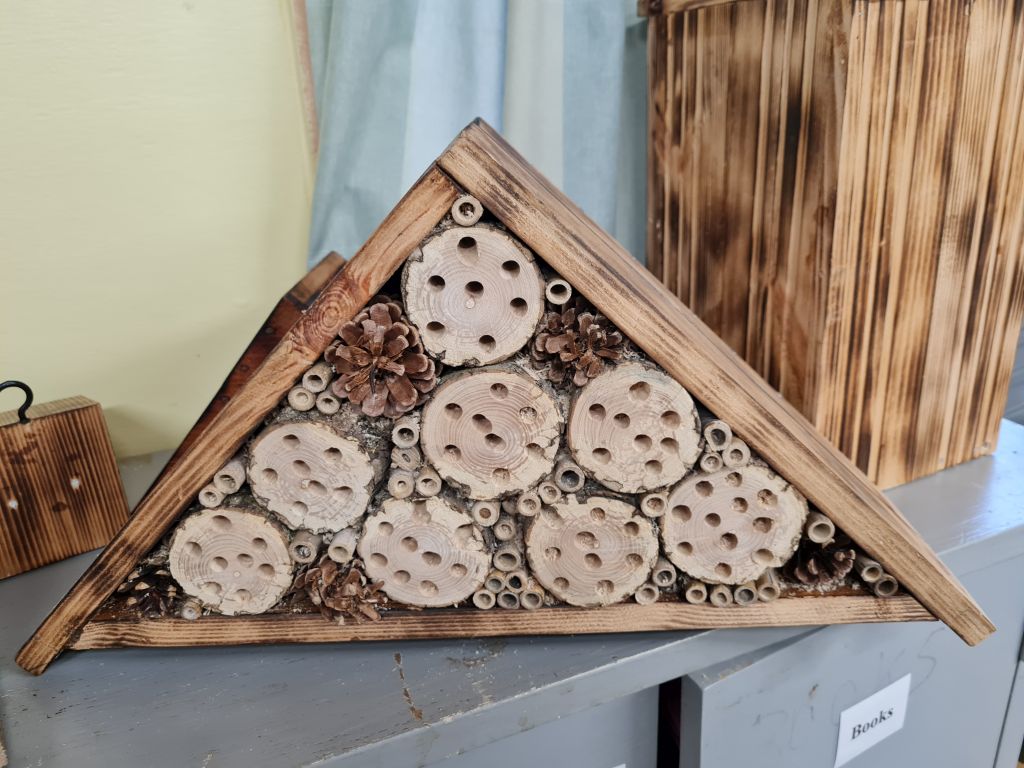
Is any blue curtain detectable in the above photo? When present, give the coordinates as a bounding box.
[306,0,647,267]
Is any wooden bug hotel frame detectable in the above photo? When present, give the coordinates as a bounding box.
[19,121,993,674]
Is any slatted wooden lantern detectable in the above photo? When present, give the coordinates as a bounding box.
[644,0,1024,488]
[18,121,991,676]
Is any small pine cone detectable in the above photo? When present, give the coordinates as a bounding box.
[786,537,856,586]
[116,564,180,617]
[293,556,387,624]
[327,295,438,418]
[531,298,624,386]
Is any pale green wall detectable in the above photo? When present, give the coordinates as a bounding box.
[0,0,313,457]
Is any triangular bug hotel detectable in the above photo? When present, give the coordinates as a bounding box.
[19,121,993,674]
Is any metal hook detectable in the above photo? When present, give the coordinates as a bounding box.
[0,380,34,424]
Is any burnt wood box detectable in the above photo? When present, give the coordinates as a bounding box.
[644,0,1024,487]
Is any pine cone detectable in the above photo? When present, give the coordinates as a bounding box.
[531,298,624,387]
[327,296,437,418]
[786,536,856,586]
[115,552,180,617]
[291,556,388,624]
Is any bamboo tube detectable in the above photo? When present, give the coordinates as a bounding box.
[504,569,528,593]
[709,583,733,607]
[516,490,542,517]
[387,469,416,500]
[553,458,585,493]
[414,465,442,497]
[484,570,507,593]
[392,415,420,449]
[520,586,544,610]
[179,597,203,621]
[651,557,676,588]
[634,582,660,605]
[755,569,781,602]
[537,480,562,505]
[198,483,224,509]
[302,362,333,394]
[472,589,496,609]
[212,458,246,495]
[805,512,836,544]
[470,500,500,527]
[699,450,723,473]
[497,590,521,609]
[684,580,708,604]
[873,573,899,597]
[702,419,732,451]
[493,544,522,572]
[391,445,423,472]
[451,194,483,226]
[289,530,321,564]
[544,278,573,305]
[733,581,758,605]
[287,386,316,412]
[315,391,341,415]
[327,527,359,564]
[855,555,884,583]
[492,514,517,542]
[640,492,667,518]
[722,438,751,468]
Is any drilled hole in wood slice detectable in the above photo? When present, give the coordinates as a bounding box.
[357,497,488,607]
[403,225,544,366]
[525,496,658,607]
[568,362,701,493]
[248,421,376,533]
[421,368,563,499]
[169,507,293,616]
[661,463,807,585]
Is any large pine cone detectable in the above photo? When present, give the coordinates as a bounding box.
[327,296,437,418]
[531,298,624,387]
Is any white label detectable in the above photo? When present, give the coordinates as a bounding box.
[834,674,911,767]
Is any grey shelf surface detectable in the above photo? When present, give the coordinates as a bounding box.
[2,422,1023,768]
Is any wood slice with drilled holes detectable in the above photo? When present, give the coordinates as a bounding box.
[402,224,544,366]
[247,421,377,533]
[357,497,489,607]
[524,496,658,607]
[420,367,563,499]
[661,463,807,586]
[168,507,293,615]
[568,362,701,493]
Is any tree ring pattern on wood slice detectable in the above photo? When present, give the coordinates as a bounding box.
[568,362,701,493]
[169,507,293,615]
[661,463,807,585]
[402,224,544,366]
[247,421,376,533]
[524,496,658,607]
[357,497,489,607]
[421,367,563,499]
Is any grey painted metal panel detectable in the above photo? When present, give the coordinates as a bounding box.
[995,659,1024,768]
[442,689,658,768]
[680,555,1024,768]
[1,422,1023,767]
